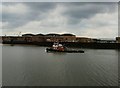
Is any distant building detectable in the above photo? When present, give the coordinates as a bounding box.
[31,36,46,42]
[46,36,64,42]
[76,37,93,43]
[60,33,76,42]
[2,36,26,43]
[2,36,11,42]
[0,36,2,43]
[116,37,120,43]
[4,33,117,43]
[93,39,116,43]
[92,39,101,43]
[45,33,76,42]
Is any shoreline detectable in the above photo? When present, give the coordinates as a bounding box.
[1,41,120,49]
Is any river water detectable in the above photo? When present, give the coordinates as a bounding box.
[2,44,118,86]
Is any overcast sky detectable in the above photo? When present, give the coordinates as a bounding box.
[1,2,118,38]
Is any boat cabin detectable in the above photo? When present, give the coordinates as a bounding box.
[52,43,65,51]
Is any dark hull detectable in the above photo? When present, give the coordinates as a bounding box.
[46,48,84,53]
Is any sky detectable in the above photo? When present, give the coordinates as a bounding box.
[1,2,119,38]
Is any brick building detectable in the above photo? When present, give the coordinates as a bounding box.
[76,37,93,43]
[45,33,76,42]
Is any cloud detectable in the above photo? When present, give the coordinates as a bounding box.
[0,3,2,35]
[2,3,28,15]
[0,3,2,22]
[62,2,117,24]
[2,3,30,29]
[2,0,120,2]
[2,2,56,29]
[61,10,118,38]
[10,10,118,38]
[2,2,118,38]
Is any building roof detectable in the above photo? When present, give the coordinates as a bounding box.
[35,34,45,36]
[60,33,75,36]
[45,33,60,36]
[22,33,76,37]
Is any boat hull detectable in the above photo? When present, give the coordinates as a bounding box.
[46,48,84,53]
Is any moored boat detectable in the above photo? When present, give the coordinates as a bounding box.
[46,42,84,53]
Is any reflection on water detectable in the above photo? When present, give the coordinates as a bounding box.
[2,44,118,86]
[47,52,67,56]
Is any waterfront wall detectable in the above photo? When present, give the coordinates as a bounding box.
[35,42,120,49]
[2,41,120,49]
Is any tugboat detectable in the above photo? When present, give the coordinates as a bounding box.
[46,42,84,53]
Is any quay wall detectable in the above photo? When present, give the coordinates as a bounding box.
[35,42,120,49]
[2,41,120,49]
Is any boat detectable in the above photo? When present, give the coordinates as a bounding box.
[46,42,84,53]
